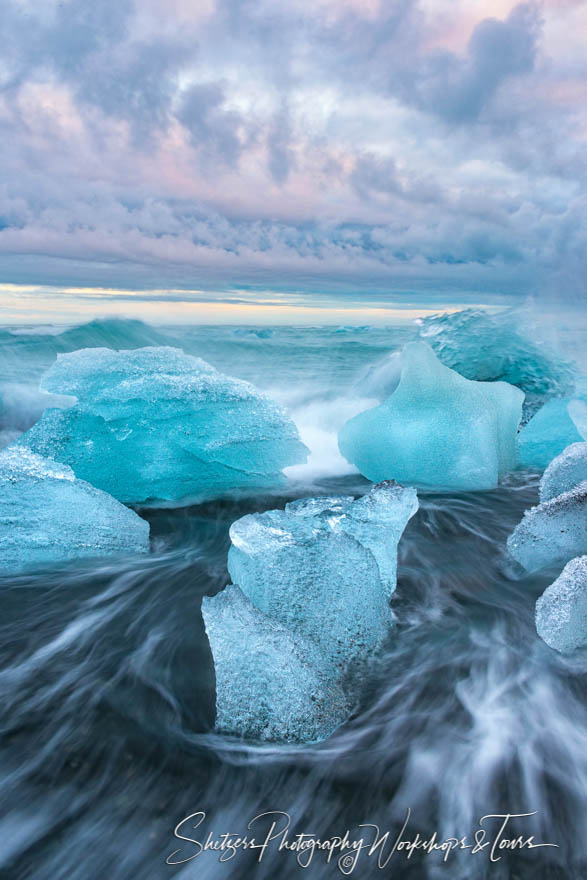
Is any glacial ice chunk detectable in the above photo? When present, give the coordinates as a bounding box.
[0,446,149,573]
[417,308,575,421]
[519,394,587,469]
[536,556,587,653]
[202,585,349,743]
[540,443,587,502]
[507,481,587,573]
[227,482,419,671]
[19,346,307,503]
[338,342,524,491]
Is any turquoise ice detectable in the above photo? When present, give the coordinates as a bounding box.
[227,482,418,671]
[536,556,587,653]
[540,443,587,502]
[417,308,575,421]
[507,481,587,573]
[204,482,417,742]
[0,446,149,574]
[18,346,307,504]
[519,390,587,469]
[338,342,524,491]
[202,585,349,743]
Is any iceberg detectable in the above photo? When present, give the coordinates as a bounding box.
[0,446,149,574]
[202,585,349,743]
[203,482,418,742]
[519,392,587,469]
[18,346,308,504]
[338,342,524,491]
[536,556,587,653]
[507,481,587,573]
[540,442,587,502]
[227,482,418,670]
[417,308,575,421]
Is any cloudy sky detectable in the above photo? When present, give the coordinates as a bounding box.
[1,0,586,316]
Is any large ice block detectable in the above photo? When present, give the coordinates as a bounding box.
[417,308,575,421]
[540,443,587,502]
[227,482,418,671]
[507,481,587,573]
[19,346,307,503]
[536,556,587,653]
[0,446,149,573]
[519,395,587,469]
[338,342,524,491]
[202,585,349,743]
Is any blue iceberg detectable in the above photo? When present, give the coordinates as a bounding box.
[203,482,418,742]
[417,308,575,421]
[519,390,587,469]
[339,342,524,491]
[536,556,587,653]
[202,585,349,743]
[18,346,307,504]
[507,481,587,573]
[0,446,149,574]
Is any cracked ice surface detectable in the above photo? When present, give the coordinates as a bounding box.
[18,346,308,504]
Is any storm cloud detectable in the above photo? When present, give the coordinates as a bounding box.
[0,0,585,303]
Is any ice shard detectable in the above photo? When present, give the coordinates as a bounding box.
[0,446,149,573]
[202,585,349,743]
[19,346,308,504]
[536,556,587,653]
[338,342,524,491]
[227,482,418,670]
[507,481,587,573]
[203,482,418,743]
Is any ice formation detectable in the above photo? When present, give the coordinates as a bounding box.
[338,342,524,491]
[519,394,587,469]
[203,482,418,742]
[202,585,349,743]
[417,308,575,421]
[228,482,418,668]
[536,556,587,653]
[507,481,587,573]
[19,346,308,503]
[0,446,149,573]
[540,443,587,502]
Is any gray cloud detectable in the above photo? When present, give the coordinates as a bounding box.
[0,0,584,302]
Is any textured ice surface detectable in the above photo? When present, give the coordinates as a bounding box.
[0,446,149,573]
[204,482,417,742]
[540,443,587,502]
[519,394,587,469]
[536,556,587,653]
[228,482,418,670]
[507,481,587,572]
[19,346,307,503]
[202,585,349,743]
[339,342,524,491]
[417,308,575,421]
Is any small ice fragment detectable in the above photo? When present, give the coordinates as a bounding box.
[536,556,587,653]
[507,481,587,573]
